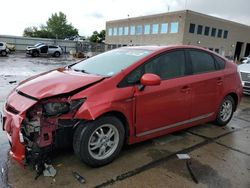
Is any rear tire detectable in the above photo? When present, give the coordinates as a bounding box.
[215,95,235,126]
[73,116,125,167]
[54,51,60,57]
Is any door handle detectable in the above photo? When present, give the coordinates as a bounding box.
[216,77,223,85]
[181,85,191,93]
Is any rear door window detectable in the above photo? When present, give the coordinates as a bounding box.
[189,50,216,74]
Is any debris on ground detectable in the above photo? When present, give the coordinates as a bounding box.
[56,163,63,167]
[176,153,198,184]
[8,81,17,84]
[176,154,191,160]
[186,160,199,184]
[43,164,57,177]
[72,171,86,184]
[73,52,86,58]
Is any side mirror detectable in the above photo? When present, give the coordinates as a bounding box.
[140,73,161,86]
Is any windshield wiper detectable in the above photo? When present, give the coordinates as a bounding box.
[73,69,90,74]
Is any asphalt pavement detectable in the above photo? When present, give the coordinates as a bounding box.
[0,53,249,188]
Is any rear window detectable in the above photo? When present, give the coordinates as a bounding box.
[189,50,216,74]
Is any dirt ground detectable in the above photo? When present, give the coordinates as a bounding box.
[0,53,249,188]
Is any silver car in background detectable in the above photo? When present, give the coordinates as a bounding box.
[26,44,63,57]
[238,63,250,94]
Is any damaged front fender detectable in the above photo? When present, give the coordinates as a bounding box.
[3,91,86,169]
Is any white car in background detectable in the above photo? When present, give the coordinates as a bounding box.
[0,42,9,56]
[238,63,250,95]
[241,55,250,64]
[26,44,63,57]
[242,59,250,64]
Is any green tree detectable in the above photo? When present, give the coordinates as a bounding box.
[46,12,78,39]
[89,30,106,43]
[23,12,78,39]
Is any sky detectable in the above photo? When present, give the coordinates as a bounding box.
[0,0,249,37]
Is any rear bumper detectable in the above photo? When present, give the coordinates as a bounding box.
[2,106,25,164]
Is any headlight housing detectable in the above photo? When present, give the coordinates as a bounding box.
[43,102,70,116]
[43,99,85,116]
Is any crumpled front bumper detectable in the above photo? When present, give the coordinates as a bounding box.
[2,91,37,164]
[2,106,25,163]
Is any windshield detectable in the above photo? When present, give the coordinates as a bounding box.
[71,48,151,76]
[34,43,44,47]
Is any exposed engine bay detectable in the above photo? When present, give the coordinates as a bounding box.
[20,97,85,177]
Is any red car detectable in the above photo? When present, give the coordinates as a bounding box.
[2,45,242,170]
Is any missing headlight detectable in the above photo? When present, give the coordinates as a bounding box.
[43,98,85,117]
[43,102,70,116]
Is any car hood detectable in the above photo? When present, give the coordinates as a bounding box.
[238,64,250,72]
[26,47,37,50]
[16,68,104,99]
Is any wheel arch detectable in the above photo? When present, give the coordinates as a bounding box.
[226,92,238,111]
[54,51,61,55]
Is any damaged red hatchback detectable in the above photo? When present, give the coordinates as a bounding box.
[2,45,242,169]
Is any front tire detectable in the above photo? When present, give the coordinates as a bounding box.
[215,95,235,126]
[1,50,7,56]
[32,51,39,57]
[73,116,125,167]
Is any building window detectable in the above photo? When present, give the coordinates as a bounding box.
[211,28,216,37]
[161,23,168,33]
[137,25,142,35]
[124,27,129,35]
[144,24,150,34]
[170,22,179,33]
[217,29,222,38]
[118,27,123,36]
[189,23,195,33]
[108,28,112,36]
[152,24,159,34]
[113,27,117,36]
[197,25,203,35]
[215,49,219,53]
[130,26,135,35]
[204,26,210,36]
[223,30,228,39]
[208,48,213,51]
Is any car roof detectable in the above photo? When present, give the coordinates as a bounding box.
[121,45,210,51]
[120,45,227,60]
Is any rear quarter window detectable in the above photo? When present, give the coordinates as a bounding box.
[213,55,225,70]
[49,46,58,48]
[189,50,216,74]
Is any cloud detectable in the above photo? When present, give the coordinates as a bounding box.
[0,0,249,37]
[87,13,104,19]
